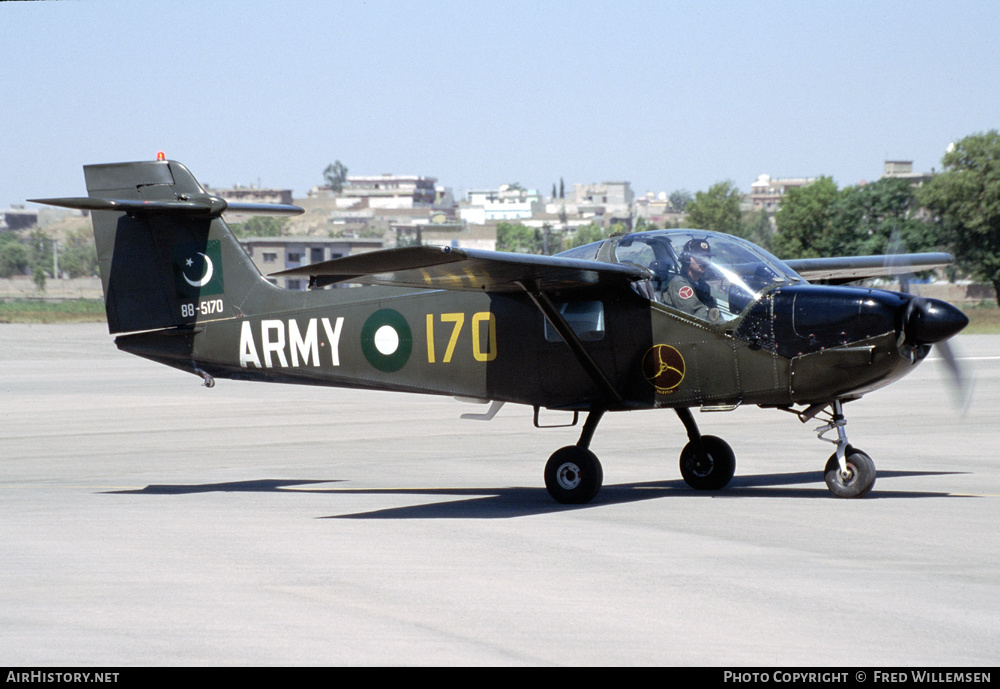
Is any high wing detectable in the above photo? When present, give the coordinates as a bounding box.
[785,252,955,284]
[271,245,651,292]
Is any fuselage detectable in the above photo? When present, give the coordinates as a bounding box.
[117,229,966,414]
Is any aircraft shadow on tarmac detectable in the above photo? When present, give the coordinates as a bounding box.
[104,470,969,519]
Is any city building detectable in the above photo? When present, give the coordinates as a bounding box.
[1,205,39,231]
[881,160,933,186]
[544,181,634,221]
[633,192,685,226]
[460,184,544,224]
[573,182,634,216]
[207,185,293,206]
[336,174,439,210]
[241,237,383,290]
[749,174,816,213]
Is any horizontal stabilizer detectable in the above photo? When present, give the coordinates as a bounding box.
[786,253,954,284]
[30,196,303,217]
[222,201,304,216]
[271,245,649,292]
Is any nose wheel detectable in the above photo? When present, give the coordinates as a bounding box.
[813,400,877,498]
[823,446,876,498]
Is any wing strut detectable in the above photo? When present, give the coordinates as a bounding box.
[519,282,623,407]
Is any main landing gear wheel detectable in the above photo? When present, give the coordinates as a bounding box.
[679,435,736,490]
[824,446,876,498]
[544,446,603,505]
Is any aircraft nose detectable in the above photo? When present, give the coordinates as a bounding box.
[902,296,969,345]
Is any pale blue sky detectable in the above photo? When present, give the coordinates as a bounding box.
[4,0,999,209]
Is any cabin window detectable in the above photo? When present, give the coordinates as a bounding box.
[544,301,605,343]
[613,229,800,325]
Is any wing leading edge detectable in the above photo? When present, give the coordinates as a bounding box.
[786,252,955,284]
[271,245,650,293]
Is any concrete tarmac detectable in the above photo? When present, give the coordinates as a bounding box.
[2,323,998,666]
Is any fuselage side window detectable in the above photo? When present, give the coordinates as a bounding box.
[543,301,605,343]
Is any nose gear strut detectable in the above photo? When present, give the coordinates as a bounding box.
[815,400,851,473]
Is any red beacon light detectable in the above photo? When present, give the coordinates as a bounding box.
[156,151,166,161]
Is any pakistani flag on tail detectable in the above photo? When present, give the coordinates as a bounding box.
[173,240,225,298]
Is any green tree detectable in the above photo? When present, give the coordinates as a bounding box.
[538,223,563,255]
[230,216,288,238]
[28,228,53,279]
[685,181,742,236]
[33,264,46,291]
[920,130,1000,305]
[495,222,539,253]
[0,237,29,277]
[832,177,938,257]
[771,177,840,259]
[771,176,938,262]
[323,160,349,193]
[58,229,99,278]
[566,222,610,249]
[738,209,773,251]
[633,217,659,233]
[669,190,692,212]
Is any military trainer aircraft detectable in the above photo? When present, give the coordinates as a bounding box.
[33,159,970,504]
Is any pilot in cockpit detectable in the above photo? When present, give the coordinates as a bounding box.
[662,238,721,322]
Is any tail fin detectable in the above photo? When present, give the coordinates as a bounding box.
[34,160,301,334]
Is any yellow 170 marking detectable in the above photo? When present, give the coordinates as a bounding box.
[441,312,464,362]
[426,311,497,363]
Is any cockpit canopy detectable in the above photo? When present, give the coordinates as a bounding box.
[558,229,803,324]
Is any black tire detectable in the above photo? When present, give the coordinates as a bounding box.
[824,446,876,498]
[544,446,603,504]
[679,435,736,490]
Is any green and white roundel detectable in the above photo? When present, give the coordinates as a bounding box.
[361,309,413,372]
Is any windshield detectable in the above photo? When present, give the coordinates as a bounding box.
[613,229,801,324]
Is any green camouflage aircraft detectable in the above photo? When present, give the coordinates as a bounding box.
[34,159,969,504]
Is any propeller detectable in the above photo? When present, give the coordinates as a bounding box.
[937,338,974,414]
[895,288,972,415]
[887,228,973,412]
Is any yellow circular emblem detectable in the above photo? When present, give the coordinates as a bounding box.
[641,344,685,394]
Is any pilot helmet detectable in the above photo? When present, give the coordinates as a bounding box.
[681,238,711,266]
